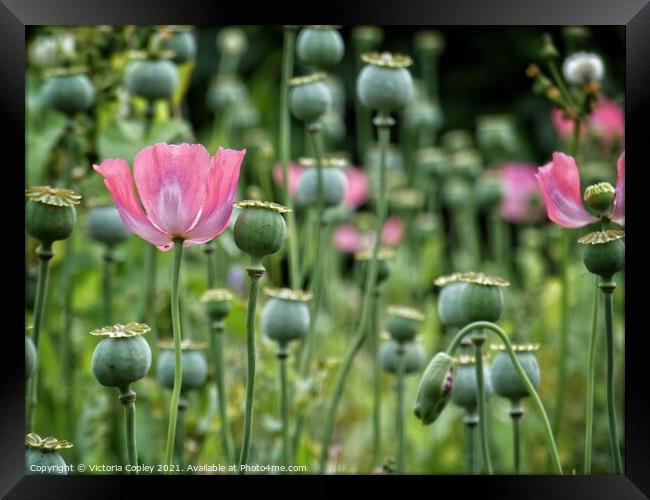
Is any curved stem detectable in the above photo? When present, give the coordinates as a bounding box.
[26,241,54,431]
[446,321,563,474]
[279,352,290,469]
[163,240,184,472]
[584,277,599,473]
[119,385,137,473]
[279,27,300,291]
[396,345,406,474]
[238,264,264,472]
[318,116,392,473]
[600,280,623,473]
[472,334,493,474]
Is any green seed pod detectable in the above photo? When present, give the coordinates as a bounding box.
[414,30,445,56]
[450,355,492,411]
[25,434,73,475]
[201,288,233,323]
[416,147,449,178]
[87,206,130,246]
[289,73,332,125]
[475,173,504,209]
[90,323,152,388]
[490,344,540,402]
[231,99,261,131]
[404,98,443,132]
[125,59,179,101]
[296,26,345,68]
[449,149,483,180]
[436,280,469,328]
[583,182,616,213]
[357,52,414,113]
[459,274,509,323]
[580,231,625,279]
[41,73,95,115]
[296,166,348,208]
[380,340,425,375]
[166,31,197,64]
[476,115,519,156]
[386,306,424,344]
[261,288,312,347]
[157,342,208,392]
[413,352,454,424]
[25,335,37,380]
[321,111,346,144]
[216,27,247,56]
[352,26,383,50]
[207,76,249,112]
[233,201,289,262]
[25,186,80,243]
[355,248,394,286]
[364,142,404,171]
[441,129,474,154]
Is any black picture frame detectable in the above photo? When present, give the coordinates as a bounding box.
[6,0,649,497]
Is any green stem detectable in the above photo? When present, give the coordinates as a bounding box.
[238,264,264,472]
[371,289,382,469]
[513,414,521,474]
[279,351,290,469]
[102,246,114,325]
[600,279,623,474]
[279,27,300,291]
[318,115,392,473]
[396,344,406,474]
[547,58,577,109]
[584,277,599,473]
[489,206,506,278]
[119,385,138,473]
[163,239,184,472]
[466,421,476,474]
[446,321,563,474]
[174,397,188,469]
[26,241,53,431]
[472,334,493,474]
[143,244,158,347]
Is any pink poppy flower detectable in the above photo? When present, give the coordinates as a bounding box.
[272,163,305,196]
[551,97,624,145]
[333,216,405,253]
[94,143,245,251]
[499,163,545,223]
[535,151,624,228]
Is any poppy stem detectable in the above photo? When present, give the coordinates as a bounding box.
[371,287,383,469]
[510,403,524,474]
[102,245,115,325]
[163,239,184,473]
[278,349,291,470]
[471,332,493,474]
[584,277,599,473]
[395,344,406,474]
[118,385,138,473]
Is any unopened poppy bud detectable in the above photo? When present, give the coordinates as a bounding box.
[296,26,345,68]
[25,335,37,380]
[26,186,80,243]
[261,288,312,349]
[584,182,616,213]
[451,355,492,411]
[201,288,233,323]
[579,230,625,279]
[157,340,208,392]
[413,352,455,424]
[490,343,540,403]
[289,73,332,125]
[87,205,131,246]
[25,433,73,475]
[41,72,95,115]
[125,59,179,101]
[540,33,560,59]
[380,339,425,375]
[386,306,424,344]
[233,201,289,263]
[357,52,414,113]
[90,323,152,388]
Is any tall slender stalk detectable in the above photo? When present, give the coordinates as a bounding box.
[26,241,54,431]
[584,277,599,473]
[163,239,184,472]
[471,332,493,474]
[238,264,264,472]
[395,344,406,474]
[174,396,188,469]
[119,385,138,473]
[143,244,158,347]
[371,288,382,468]
[318,115,392,473]
[279,350,290,469]
[510,403,524,474]
[102,246,115,324]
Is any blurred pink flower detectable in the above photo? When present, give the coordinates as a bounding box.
[499,163,545,223]
[551,97,624,145]
[536,151,624,228]
[273,163,304,196]
[333,216,405,253]
[95,143,245,251]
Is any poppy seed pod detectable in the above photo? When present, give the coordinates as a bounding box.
[125,59,179,101]
[166,31,197,64]
[441,129,474,154]
[435,278,469,328]
[296,26,345,68]
[25,433,73,475]
[207,76,249,112]
[457,272,509,324]
[261,288,312,347]
[413,352,454,424]
[296,166,348,208]
[87,206,131,246]
[475,174,504,209]
[41,73,95,115]
[201,288,233,323]
[416,147,449,178]
[233,201,289,262]
[441,178,471,208]
[157,341,209,392]
[26,186,80,243]
[289,73,332,125]
[579,230,625,279]
[490,344,540,402]
[476,115,518,155]
[90,323,152,388]
[25,335,37,380]
[355,248,395,286]
[357,52,414,113]
[450,355,492,411]
[380,340,425,375]
[386,306,425,344]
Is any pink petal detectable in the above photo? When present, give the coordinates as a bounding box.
[344,167,369,208]
[333,224,362,253]
[612,152,625,226]
[499,163,545,223]
[382,217,405,246]
[184,147,245,245]
[536,152,598,228]
[589,97,624,145]
[93,159,173,250]
[551,108,575,139]
[273,163,305,196]
[133,143,211,236]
